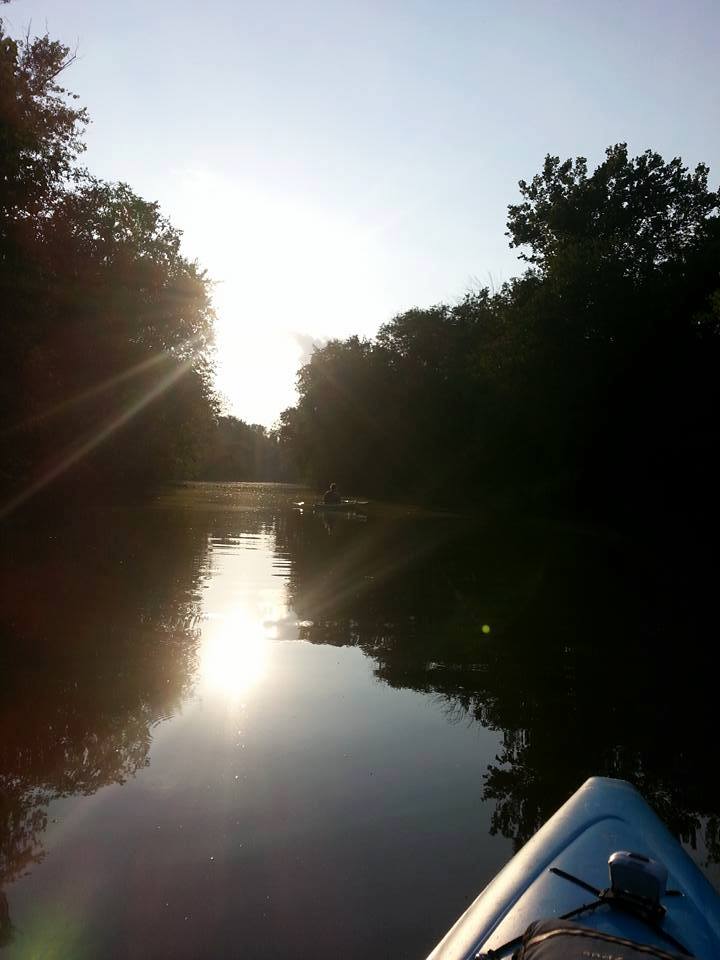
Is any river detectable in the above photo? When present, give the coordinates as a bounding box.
[0,482,717,958]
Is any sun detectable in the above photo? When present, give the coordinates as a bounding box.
[162,168,387,425]
[212,320,301,427]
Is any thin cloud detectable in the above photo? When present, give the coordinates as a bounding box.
[291,332,325,367]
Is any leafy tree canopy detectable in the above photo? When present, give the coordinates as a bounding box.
[282,144,720,524]
[1,19,219,507]
[0,19,87,221]
[507,143,719,281]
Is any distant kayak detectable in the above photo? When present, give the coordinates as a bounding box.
[289,499,369,518]
[312,499,368,513]
[427,777,720,959]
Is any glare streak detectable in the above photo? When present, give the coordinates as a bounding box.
[0,358,192,520]
[0,335,203,439]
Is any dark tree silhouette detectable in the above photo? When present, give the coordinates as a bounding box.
[507,145,718,277]
[200,416,291,481]
[0,20,218,511]
[281,145,720,531]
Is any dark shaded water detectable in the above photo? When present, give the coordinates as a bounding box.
[1,483,718,958]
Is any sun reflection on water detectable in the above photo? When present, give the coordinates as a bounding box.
[200,609,275,699]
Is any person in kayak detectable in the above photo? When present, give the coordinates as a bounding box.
[323,482,341,504]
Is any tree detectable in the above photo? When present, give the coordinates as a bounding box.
[491,146,720,517]
[0,20,87,222]
[507,144,719,280]
[281,145,720,525]
[1,21,218,508]
[200,416,290,481]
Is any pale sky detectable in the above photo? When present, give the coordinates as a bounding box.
[5,0,719,425]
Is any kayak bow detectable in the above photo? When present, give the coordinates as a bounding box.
[427,777,720,960]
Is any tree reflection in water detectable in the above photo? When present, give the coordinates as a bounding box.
[277,511,720,867]
[0,508,207,931]
[1,491,717,948]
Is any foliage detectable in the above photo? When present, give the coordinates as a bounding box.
[507,144,718,278]
[0,21,87,221]
[281,145,720,526]
[200,416,292,481]
[0,20,217,510]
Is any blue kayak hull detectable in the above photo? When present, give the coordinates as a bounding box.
[427,777,720,959]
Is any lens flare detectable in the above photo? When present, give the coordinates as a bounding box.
[0,345,199,520]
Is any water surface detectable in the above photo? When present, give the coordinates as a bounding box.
[1,483,717,957]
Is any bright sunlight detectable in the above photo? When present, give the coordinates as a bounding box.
[200,608,275,700]
[161,168,391,425]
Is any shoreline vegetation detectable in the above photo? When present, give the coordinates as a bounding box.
[2,18,719,539]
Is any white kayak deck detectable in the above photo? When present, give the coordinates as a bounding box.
[427,777,720,959]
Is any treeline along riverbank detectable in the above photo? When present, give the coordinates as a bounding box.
[1,20,218,513]
[279,148,720,533]
[2,15,719,540]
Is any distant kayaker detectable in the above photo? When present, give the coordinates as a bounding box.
[323,482,341,504]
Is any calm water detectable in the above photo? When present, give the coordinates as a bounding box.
[1,483,718,958]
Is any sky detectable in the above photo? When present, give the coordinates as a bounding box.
[4,0,719,425]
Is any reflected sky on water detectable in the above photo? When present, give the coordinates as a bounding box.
[0,483,718,958]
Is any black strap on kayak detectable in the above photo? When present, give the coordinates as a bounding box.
[550,867,683,900]
[549,866,601,897]
[475,869,693,959]
[547,867,692,957]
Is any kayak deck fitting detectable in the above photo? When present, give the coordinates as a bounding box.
[427,777,720,959]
